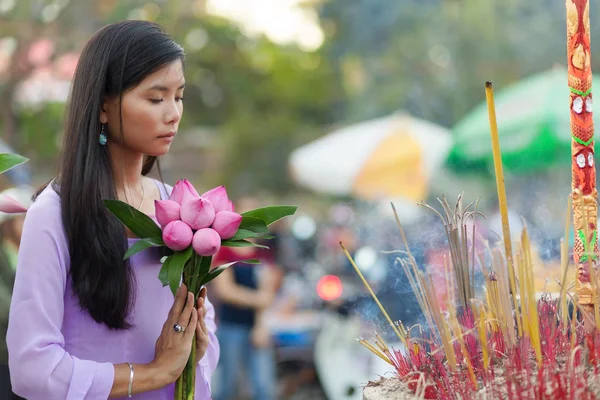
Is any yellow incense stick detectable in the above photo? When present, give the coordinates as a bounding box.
[522,229,542,366]
[478,307,490,370]
[357,338,393,365]
[485,81,515,285]
[341,242,408,347]
[448,307,477,387]
[516,252,530,339]
[485,81,522,340]
[421,273,457,372]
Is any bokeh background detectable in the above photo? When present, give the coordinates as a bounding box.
[0,1,596,399]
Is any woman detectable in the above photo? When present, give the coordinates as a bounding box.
[6,21,219,399]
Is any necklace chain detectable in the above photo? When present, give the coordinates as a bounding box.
[137,180,145,211]
[121,181,146,211]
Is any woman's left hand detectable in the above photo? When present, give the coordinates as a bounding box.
[195,287,210,364]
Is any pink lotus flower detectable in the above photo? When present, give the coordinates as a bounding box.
[155,200,181,227]
[212,211,242,239]
[180,197,216,230]
[192,228,221,256]
[201,186,233,213]
[162,221,193,251]
[170,179,200,205]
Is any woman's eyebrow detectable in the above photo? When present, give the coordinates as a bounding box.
[146,83,186,91]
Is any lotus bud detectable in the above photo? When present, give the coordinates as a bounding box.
[169,179,200,205]
[180,197,216,230]
[212,211,242,240]
[192,228,221,256]
[162,221,193,251]
[0,194,28,214]
[154,200,180,227]
[201,186,231,213]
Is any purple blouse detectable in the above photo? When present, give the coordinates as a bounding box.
[7,183,219,399]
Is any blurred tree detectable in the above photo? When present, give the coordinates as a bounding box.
[0,0,104,171]
[0,0,344,194]
[317,0,600,128]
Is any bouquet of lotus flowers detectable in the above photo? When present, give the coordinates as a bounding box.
[104,179,296,400]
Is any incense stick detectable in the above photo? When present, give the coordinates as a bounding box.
[485,81,514,281]
[340,242,408,347]
[356,338,393,365]
[485,81,523,341]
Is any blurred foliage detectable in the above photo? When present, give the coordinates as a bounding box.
[2,0,599,193]
[1,0,344,194]
[318,0,600,128]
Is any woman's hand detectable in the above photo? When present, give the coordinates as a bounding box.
[195,287,210,364]
[150,284,198,385]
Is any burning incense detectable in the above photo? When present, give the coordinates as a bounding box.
[340,242,408,347]
[391,203,437,332]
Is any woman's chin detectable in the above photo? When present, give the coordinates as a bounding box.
[146,144,172,157]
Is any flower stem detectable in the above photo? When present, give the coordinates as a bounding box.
[184,338,197,400]
[174,371,183,400]
[175,256,200,400]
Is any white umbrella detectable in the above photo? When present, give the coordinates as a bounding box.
[289,112,453,222]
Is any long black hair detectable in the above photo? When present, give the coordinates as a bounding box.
[55,21,185,329]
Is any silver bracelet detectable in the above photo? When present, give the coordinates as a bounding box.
[125,362,134,398]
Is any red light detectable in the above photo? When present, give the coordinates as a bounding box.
[317,275,343,301]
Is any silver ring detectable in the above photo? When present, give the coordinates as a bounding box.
[173,324,185,333]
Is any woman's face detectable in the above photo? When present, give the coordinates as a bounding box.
[102,59,185,157]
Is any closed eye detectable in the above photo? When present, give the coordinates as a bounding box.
[150,99,163,104]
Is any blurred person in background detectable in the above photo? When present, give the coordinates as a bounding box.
[0,186,32,400]
[211,197,281,400]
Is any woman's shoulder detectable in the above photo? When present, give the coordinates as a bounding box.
[21,185,67,249]
[27,184,62,220]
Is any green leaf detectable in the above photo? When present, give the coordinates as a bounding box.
[104,200,162,239]
[124,237,164,260]
[158,256,172,286]
[167,246,193,295]
[0,153,28,175]
[199,259,260,286]
[221,239,269,249]
[239,216,269,234]
[230,229,274,241]
[241,206,297,226]
[198,255,212,279]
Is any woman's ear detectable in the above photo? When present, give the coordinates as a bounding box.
[100,100,109,125]
[100,96,118,125]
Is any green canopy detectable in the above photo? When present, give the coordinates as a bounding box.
[448,67,600,173]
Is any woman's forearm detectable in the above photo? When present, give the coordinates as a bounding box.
[109,363,170,398]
